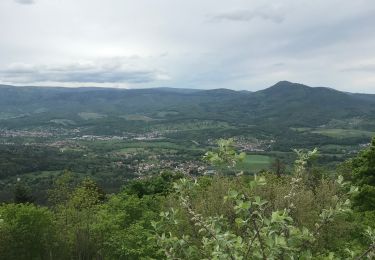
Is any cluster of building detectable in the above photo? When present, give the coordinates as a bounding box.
[0,129,53,138]
[70,130,168,141]
[111,156,207,176]
[234,137,275,152]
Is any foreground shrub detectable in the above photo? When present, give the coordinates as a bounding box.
[0,203,59,260]
[153,140,375,259]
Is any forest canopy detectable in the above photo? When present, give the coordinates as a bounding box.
[0,138,375,259]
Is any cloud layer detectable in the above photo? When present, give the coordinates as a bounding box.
[14,0,34,5]
[1,0,375,93]
[0,61,167,86]
[210,6,285,24]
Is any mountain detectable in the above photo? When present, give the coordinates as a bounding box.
[352,93,375,102]
[0,81,374,132]
[241,81,375,126]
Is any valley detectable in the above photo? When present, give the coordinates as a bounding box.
[0,81,374,203]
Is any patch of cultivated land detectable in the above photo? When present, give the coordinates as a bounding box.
[120,141,197,151]
[50,119,76,126]
[155,111,179,117]
[292,127,375,139]
[151,120,233,131]
[237,154,273,172]
[311,128,375,138]
[78,112,107,120]
[120,114,156,122]
[117,147,145,153]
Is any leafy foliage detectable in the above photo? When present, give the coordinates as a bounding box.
[153,140,373,259]
[1,138,375,259]
[0,203,59,260]
[203,138,246,169]
[13,180,34,204]
[350,138,375,211]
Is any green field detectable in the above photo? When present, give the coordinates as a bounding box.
[78,112,107,120]
[50,119,76,126]
[121,114,156,122]
[292,127,375,139]
[311,128,375,138]
[121,141,187,150]
[156,111,179,117]
[151,120,233,131]
[117,147,145,153]
[84,140,203,155]
[237,154,273,172]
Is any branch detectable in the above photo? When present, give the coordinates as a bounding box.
[252,217,267,260]
[245,220,265,259]
[356,243,375,260]
[182,195,236,260]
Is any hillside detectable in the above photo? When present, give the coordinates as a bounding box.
[1,81,374,130]
[1,81,375,203]
[245,81,375,126]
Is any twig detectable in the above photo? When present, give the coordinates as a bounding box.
[356,243,375,260]
[252,217,267,260]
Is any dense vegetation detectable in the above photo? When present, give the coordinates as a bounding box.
[1,81,375,142]
[1,81,375,203]
[1,82,375,258]
[1,138,375,259]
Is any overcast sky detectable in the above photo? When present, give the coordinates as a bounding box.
[1,0,375,93]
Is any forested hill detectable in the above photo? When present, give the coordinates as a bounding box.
[0,81,375,130]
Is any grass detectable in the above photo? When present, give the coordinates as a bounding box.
[85,140,202,155]
[121,141,191,150]
[311,128,375,138]
[319,144,353,154]
[291,127,375,139]
[78,112,106,120]
[50,119,76,126]
[237,154,273,172]
[118,147,145,153]
[291,127,311,132]
[151,120,233,131]
[156,111,179,117]
[120,114,156,122]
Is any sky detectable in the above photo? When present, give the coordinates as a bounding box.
[1,0,375,93]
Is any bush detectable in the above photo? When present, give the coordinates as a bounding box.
[0,203,59,260]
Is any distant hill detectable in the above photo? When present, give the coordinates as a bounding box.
[0,81,374,132]
[241,81,375,126]
[351,93,375,102]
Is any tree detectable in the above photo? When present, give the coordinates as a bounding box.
[203,138,245,176]
[0,203,59,260]
[123,171,183,197]
[153,140,375,259]
[13,180,34,204]
[93,193,163,259]
[48,176,105,259]
[349,137,375,211]
[48,170,75,208]
[271,158,286,177]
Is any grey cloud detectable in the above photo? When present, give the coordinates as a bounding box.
[14,0,35,5]
[0,63,166,84]
[210,8,285,24]
[341,64,375,73]
[272,12,375,58]
[2,0,375,92]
